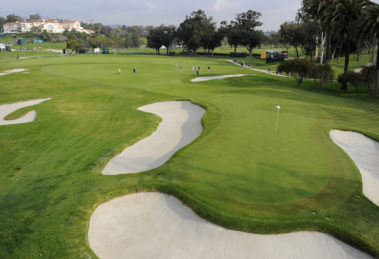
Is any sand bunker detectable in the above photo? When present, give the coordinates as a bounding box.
[91,104,372,258]
[102,101,205,175]
[46,49,63,54]
[330,130,379,206]
[89,192,371,259]
[191,74,250,82]
[0,68,28,76]
[0,98,52,126]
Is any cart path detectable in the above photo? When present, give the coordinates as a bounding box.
[226,59,288,77]
[191,74,252,82]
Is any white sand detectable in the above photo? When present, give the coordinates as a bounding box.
[89,192,371,259]
[102,101,205,174]
[0,68,28,76]
[0,98,52,126]
[46,49,63,54]
[191,74,251,82]
[330,130,379,206]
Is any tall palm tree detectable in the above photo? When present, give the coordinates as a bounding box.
[361,2,379,94]
[318,0,367,90]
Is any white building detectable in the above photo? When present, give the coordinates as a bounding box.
[3,19,94,34]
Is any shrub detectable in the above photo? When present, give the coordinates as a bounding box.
[361,66,375,93]
[66,39,78,51]
[337,71,362,92]
[277,59,315,84]
[311,64,335,91]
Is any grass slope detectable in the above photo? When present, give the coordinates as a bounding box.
[0,55,378,258]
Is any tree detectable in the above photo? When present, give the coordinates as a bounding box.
[147,27,163,54]
[200,29,223,54]
[177,10,214,54]
[360,1,379,94]
[6,14,23,22]
[361,65,376,93]
[338,71,362,92]
[66,39,79,52]
[160,25,176,55]
[279,22,304,58]
[317,0,366,90]
[242,30,264,57]
[89,34,107,48]
[29,13,41,20]
[297,0,325,62]
[311,64,334,90]
[0,17,6,31]
[41,31,52,41]
[264,32,281,47]
[299,22,319,61]
[277,59,315,84]
[196,19,223,54]
[220,20,243,54]
[235,10,263,57]
[130,28,141,48]
[139,37,147,46]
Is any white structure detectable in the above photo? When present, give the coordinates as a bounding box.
[3,19,94,34]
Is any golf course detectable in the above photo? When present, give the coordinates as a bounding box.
[0,54,378,258]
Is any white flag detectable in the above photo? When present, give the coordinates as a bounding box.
[276,105,280,110]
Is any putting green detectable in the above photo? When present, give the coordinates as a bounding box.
[45,57,331,205]
[0,55,378,257]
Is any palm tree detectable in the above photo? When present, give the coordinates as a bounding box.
[318,0,367,90]
[361,2,379,94]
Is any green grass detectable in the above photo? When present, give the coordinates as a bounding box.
[0,54,378,258]
[11,42,66,51]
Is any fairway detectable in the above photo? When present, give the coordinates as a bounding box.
[0,54,378,257]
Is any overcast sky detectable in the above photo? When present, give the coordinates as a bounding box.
[0,0,351,31]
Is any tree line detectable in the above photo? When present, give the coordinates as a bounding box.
[1,10,278,56]
[278,0,378,94]
[147,9,265,56]
[0,13,150,49]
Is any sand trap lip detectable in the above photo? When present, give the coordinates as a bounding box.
[191,74,251,82]
[102,101,205,174]
[0,68,29,76]
[330,130,379,206]
[89,192,371,259]
[0,98,52,126]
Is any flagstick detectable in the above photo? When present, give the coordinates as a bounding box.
[275,106,280,135]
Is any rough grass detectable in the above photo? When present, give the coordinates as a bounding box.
[0,55,378,258]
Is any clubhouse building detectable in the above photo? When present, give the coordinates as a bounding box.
[3,19,94,34]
